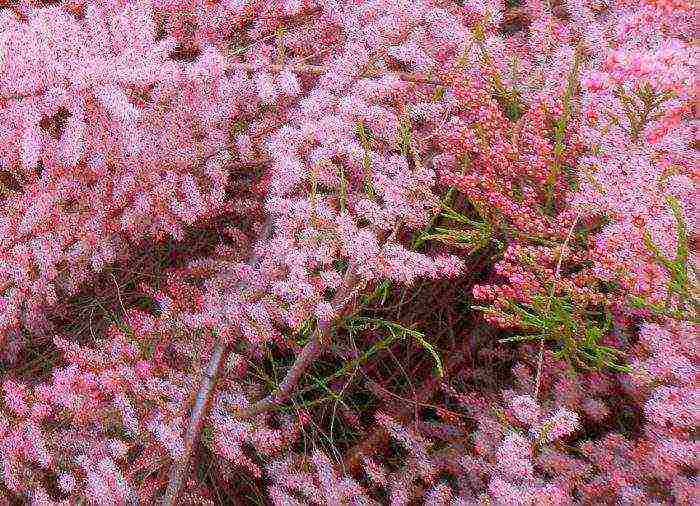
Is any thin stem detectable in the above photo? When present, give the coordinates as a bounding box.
[231,267,362,419]
[161,341,228,505]
[229,320,329,420]
[162,247,361,505]
[161,218,273,506]
[534,210,580,400]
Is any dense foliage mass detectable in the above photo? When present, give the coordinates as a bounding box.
[0,0,697,504]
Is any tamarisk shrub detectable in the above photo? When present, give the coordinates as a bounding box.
[0,0,461,501]
[0,0,697,504]
[271,1,697,504]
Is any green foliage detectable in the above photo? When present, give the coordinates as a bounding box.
[396,116,413,157]
[545,47,581,212]
[278,316,443,416]
[471,22,525,121]
[230,118,248,136]
[344,316,444,377]
[361,280,392,306]
[308,169,319,225]
[630,195,700,322]
[200,426,214,448]
[411,155,499,255]
[296,317,317,343]
[475,295,631,373]
[613,83,677,142]
[337,164,348,212]
[419,205,497,253]
[432,86,446,101]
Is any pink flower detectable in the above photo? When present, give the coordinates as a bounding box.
[536,408,580,443]
[21,124,42,171]
[509,395,541,426]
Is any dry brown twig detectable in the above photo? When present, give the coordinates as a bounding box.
[227,61,445,86]
[160,218,272,505]
[161,227,363,504]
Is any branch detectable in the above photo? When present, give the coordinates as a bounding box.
[161,218,272,506]
[230,267,360,420]
[160,341,227,505]
[228,319,329,420]
[161,243,362,505]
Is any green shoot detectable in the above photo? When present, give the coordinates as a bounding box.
[545,47,581,212]
[631,195,699,322]
[475,295,631,373]
[344,317,444,377]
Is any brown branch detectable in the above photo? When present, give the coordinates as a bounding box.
[161,218,272,506]
[227,62,445,86]
[230,267,361,421]
[229,320,329,420]
[161,243,362,505]
[161,339,227,505]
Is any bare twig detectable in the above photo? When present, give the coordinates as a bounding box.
[161,218,272,506]
[230,266,361,420]
[231,320,330,420]
[161,339,228,505]
[162,235,362,504]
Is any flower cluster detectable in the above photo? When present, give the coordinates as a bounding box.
[0,0,696,504]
